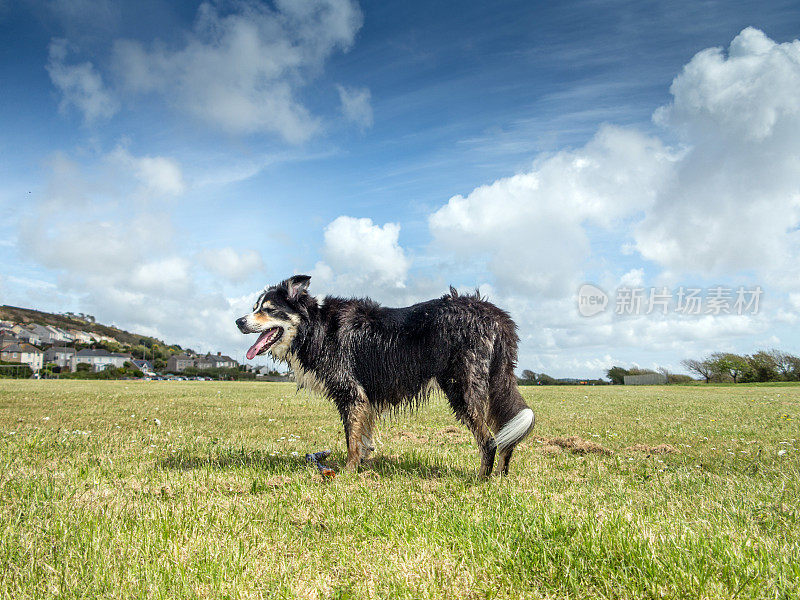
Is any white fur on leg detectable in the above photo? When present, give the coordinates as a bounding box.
[494,408,534,450]
[360,434,375,452]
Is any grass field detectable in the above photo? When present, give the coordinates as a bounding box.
[1,380,798,599]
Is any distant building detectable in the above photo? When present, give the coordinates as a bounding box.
[11,325,40,346]
[52,326,74,343]
[83,331,119,344]
[0,343,43,372]
[167,354,195,372]
[131,359,155,375]
[67,329,93,344]
[623,373,668,385]
[194,354,214,370]
[44,346,77,372]
[27,324,64,345]
[195,352,238,369]
[75,349,133,372]
[87,332,117,344]
[168,352,238,372]
[208,352,237,369]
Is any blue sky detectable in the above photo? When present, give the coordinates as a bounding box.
[2,0,800,376]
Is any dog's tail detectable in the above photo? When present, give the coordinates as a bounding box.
[486,308,535,451]
[494,407,535,450]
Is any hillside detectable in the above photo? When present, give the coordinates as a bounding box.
[0,305,174,349]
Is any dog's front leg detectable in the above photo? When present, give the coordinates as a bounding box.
[340,397,372,471]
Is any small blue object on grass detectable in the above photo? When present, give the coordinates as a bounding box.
[305,450,336,478]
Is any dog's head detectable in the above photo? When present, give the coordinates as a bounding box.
[236,275,313,361]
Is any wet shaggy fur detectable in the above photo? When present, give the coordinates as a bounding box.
[237,276,535,477]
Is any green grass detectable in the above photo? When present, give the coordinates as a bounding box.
[1,381,798,599]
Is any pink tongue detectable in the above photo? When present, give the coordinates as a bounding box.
[246,330,274,360]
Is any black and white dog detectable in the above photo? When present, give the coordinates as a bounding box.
[236,275,534,477]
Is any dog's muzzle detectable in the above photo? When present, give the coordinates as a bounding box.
[235,316,251,333]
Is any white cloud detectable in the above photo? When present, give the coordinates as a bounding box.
[46,38,118,123]
[429,125,673,297]
[112,0,363,142]
[21,214,173,278]
[337,84,373,129]
[430,27,800,298]
[637,27,800,278]
[108,146,186,197]
[312,216,411,296]
[198,247,265,283]
[129,257,193,295]
[619,268,644,288]
[15,149,248,356]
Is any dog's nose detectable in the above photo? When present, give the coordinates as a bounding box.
[235,317,247,332]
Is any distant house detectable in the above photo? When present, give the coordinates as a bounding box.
[255,366,290,382]
[87,332,117,344]
[11,325,40,346]
[168,353,238,372]
[67,329,93,344]
[51,326,74,343]
[218,354,237,369]
[202,352,239,369]
[44,346,77,372]
[86,332,116,343]
[167,354,195,372]
[131,359,155,375]
[0,343,44,372]
[24,324,72,345]
[75,349,133,372]
[27,324,62,345]
[194,354,215,370]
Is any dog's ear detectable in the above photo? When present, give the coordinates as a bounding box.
[286,275,311,299]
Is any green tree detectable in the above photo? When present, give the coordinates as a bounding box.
[537,373,557,385]
[627,367,658,376]
[606,366,629,385]
[681,358,714,383]
[709,353,748,383]
[744,351,778,382]
[767,349,800,381]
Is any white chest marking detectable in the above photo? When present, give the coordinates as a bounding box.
[286,352,330,398]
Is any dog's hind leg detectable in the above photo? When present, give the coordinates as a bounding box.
[479,435,497,478]
[459,412,495,478]
[438,372,496,478]
[497,446,514,475]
